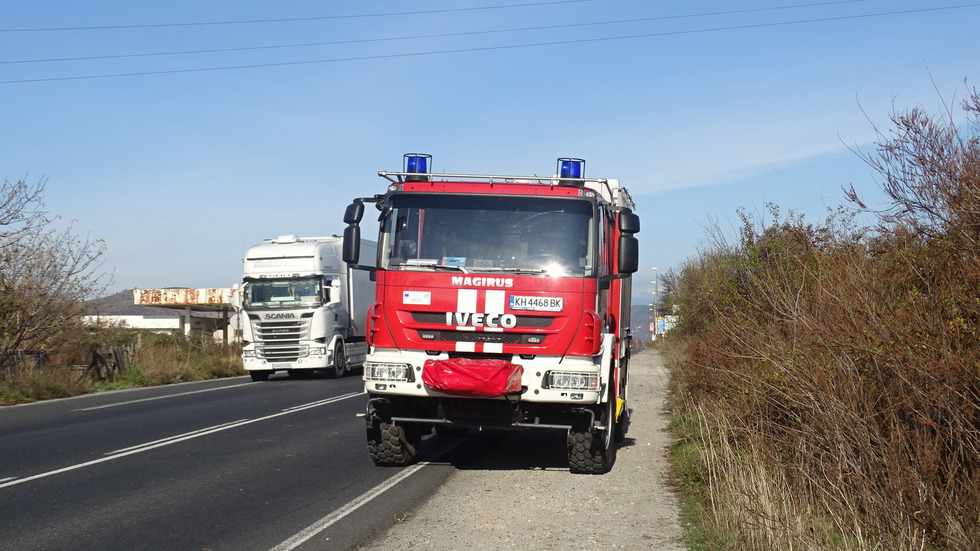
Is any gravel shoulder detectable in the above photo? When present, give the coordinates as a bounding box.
[356,348,686,550]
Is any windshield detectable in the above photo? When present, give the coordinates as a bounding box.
[243,277,324,309]
[380,194,596,276]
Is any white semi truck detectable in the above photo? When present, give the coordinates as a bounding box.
[240,235,376,381]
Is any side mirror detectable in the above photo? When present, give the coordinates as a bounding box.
[343,225,360,264]
[619,210,640,234]
[344,202,364,224]
[618,235,639,274]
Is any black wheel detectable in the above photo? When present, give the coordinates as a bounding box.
[249,370,271,382]
[567,429,613,474]
[367,420,421,466]
[328,341,346,378]
[567,398,617,474]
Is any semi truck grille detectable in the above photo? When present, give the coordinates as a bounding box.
[249,314,313,362]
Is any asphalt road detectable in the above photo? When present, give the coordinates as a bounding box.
[0,372,464,551]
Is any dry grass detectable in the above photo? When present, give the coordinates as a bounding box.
[1,327,243,405]
[664,87,980,551]
[130,332,243,385]
[668,210,980,549]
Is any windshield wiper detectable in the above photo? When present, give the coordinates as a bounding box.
[434,264,468,273]
[399,261,469,273]
[476,266,547,274]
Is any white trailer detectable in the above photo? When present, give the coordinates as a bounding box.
[241,235,376,381]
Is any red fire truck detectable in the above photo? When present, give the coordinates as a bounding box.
[342,154,639,474]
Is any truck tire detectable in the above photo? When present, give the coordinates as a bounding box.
[249,370,272,381]
[567,398,617,474]
[567,429,614,474]
[328,341,346,378]
[367,420,421,466]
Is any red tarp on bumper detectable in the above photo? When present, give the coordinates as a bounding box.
[422,358,524,397]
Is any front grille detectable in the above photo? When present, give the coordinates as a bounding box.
[412,312,552,328]
[249,313,313,362]
[421,330,525,344]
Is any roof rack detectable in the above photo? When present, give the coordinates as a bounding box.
[378,171,634,209]
[378,170,605,186]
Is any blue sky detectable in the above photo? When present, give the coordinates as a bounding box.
[2,1,978,305]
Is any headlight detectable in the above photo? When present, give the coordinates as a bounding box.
[546,371,599,391]
[308,347,326,355]
[242,350,256,358]
[365,362,413,382]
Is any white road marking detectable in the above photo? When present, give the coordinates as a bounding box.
[0,392,364,489]
[74,382,254,412]
[270,440,463,551]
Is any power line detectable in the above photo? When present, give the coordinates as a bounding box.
[3,0,872,66]
[0,0,596,32]
[2,3,976,85]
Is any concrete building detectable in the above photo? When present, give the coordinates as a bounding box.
[132,288,241,344]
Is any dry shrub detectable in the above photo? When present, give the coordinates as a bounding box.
[1,326,243,404]
[671,86,980,550]
[130,332,243,385]
[0,363,88,404]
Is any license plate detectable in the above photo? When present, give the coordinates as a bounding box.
[272,363,292,369]
[509,295,563,312]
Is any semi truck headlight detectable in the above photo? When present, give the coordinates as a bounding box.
[546,371,599,391]
[308,347,326,355]
[243,350,256,358]
[366,362,413,382]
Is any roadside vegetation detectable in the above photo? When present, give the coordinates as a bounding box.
[663,84,980,550]
[0,176,243,406]
[0,323,244,405]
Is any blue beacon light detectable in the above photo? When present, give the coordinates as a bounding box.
[558,158,585,179]
[404,153,431,174]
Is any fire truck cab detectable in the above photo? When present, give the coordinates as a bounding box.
[343,154,639,474]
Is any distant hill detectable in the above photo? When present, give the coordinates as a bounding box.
[85,289,180,317]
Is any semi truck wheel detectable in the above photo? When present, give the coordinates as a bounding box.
[328,341,346,378]
[249,370,271,382]
[367,419,421,466]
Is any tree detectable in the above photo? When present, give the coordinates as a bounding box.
[847,82,980,249]
[0,177,111,367]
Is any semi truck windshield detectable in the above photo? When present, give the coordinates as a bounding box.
[380,194,596,276]
[243,277,324,308]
